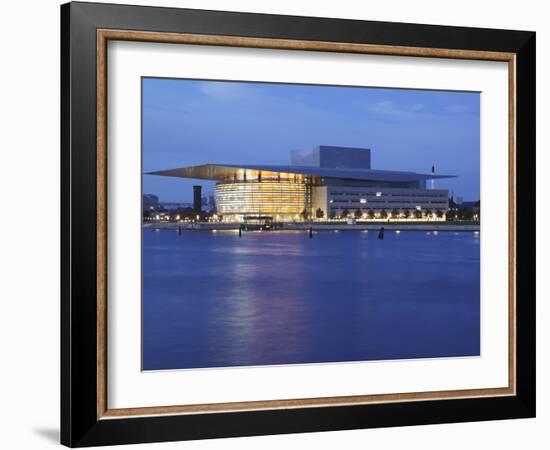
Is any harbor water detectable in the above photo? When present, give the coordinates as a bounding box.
[142,228,480,370]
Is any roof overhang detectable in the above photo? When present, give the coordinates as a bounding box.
[147,164,455,183]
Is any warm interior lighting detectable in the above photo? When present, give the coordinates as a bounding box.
[215,181,306,221]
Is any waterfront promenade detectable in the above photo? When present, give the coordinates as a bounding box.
[143,222,480,232]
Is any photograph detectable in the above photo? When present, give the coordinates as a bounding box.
[141,78,481,371]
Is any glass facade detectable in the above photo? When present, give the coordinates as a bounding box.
[215,181,306,221]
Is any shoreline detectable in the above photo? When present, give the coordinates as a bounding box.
[143,222,480,232]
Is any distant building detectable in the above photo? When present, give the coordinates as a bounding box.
[208,195,216,212]
[143,194,159,211]
[193,185,202,212]
[159,202,193,210]
[197,195,216,212]
[148,145,455,222]
[461,200,480,212]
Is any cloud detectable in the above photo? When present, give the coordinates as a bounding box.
[363,100,426,120]
[193,81,332,123]
[197,81,252,101]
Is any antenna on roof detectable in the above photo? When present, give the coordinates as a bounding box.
[429,163,435,190]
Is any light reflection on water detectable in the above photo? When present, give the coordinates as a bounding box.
[142,229,480,370]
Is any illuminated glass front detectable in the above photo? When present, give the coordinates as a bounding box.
[215,180,306,221]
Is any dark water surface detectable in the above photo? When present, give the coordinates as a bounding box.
[142,229,480,370]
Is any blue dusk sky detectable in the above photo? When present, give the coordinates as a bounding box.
[143,78,480,202]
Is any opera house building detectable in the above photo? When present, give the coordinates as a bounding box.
[149,146,454,223]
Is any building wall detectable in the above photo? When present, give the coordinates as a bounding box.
[322,177,423,189]
[318,145,371,169]
[312,186,328,218]
[291,145,371,169]
[318,186,449,218]
[215,181,448,222]
[290,148,320,166]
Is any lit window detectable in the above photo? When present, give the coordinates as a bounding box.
[376,192,382,197]
[329,199,334,203]
[360,198,367,204]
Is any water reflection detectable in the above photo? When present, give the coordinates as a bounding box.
[142,230,480,370]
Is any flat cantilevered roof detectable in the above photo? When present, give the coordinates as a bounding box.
[147,164,455,183]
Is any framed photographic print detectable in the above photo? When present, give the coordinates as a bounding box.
[61,1,536,447]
